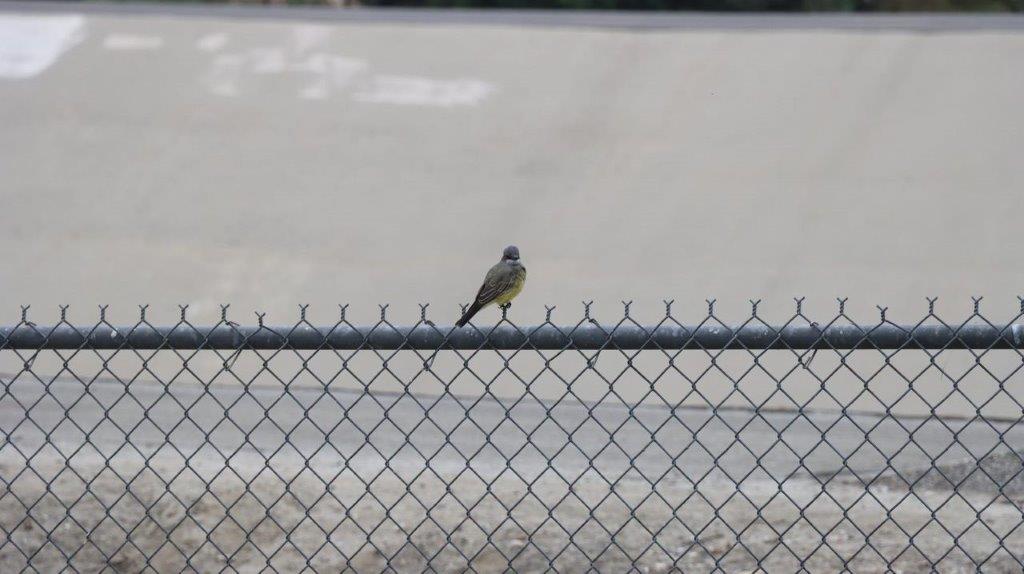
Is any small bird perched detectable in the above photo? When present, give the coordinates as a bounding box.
[456,245,527,327]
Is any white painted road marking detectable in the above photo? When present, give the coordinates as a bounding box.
[102,34,163,51]
[197,24,492,105]
[202,47,372,101]
[352,76,495,107]
[0,14,83,79]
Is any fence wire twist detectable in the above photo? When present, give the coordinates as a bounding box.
[1,299,1024,573]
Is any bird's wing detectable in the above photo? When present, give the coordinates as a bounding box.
[473,263,516,306]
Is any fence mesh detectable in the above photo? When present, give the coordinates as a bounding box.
[1,301,1024,573]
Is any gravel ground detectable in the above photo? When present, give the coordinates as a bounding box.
[2,449,1023,573]
[2,378,1024,572]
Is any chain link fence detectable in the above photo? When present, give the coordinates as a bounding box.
[2,300,1024,572]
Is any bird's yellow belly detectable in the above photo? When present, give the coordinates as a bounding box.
[494,271,526,306]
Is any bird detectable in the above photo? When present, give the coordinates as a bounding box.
[456,245,527,328]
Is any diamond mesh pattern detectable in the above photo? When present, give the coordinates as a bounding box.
[1,301,1023,573]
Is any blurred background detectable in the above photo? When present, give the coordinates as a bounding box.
[1,1,1022,328]
[121,0,1023,12]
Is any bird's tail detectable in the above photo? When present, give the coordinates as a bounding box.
[456,302,483,327]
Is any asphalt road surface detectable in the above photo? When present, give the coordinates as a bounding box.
[6,2,1024,31]
[4,376,1022,484]
[1,4,1023,422]
[0,3,1022,328]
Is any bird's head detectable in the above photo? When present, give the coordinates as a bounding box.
[502,245,521,262]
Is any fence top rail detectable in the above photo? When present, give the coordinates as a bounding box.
[2,322,1023,351]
